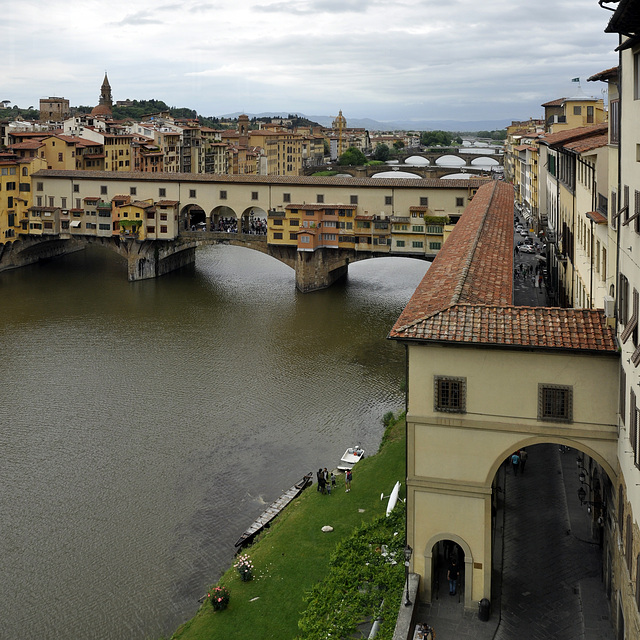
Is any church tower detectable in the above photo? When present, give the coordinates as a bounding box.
[91,73,113,117]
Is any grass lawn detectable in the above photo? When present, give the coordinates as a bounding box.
[171,417,406,640]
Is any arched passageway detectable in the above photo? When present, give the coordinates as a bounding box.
[491,442,615,639]
[210,205,238,232]
[181,204,206,231]
[240,206,268,235]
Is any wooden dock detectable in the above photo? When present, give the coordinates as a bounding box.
[234,473,313,548]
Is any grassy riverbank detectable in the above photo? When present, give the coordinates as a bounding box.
[171,415,406,640]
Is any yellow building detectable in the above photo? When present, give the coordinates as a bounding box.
[0,154,46,241]
[104,134,133,172]
[248,129,303,176]
[544,93,606,134]
[390,180,618,610]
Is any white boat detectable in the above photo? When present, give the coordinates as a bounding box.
[385,481,401,517]
[337,446,365,471]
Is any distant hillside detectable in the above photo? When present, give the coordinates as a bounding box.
[219,111,511,132]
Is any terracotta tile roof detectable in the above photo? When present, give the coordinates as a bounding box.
[540,124,608,147]
[563,134,609,154]
[389,180,618,354]
[10,140,44,149]
[541,98,566,107]
[586,210,608,225]
[392,305,616,352]
[588,66,619,82]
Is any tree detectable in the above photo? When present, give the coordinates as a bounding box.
[338,147,366,166]
[393,140,405,151]
[420,130,454,147]
[373,143,390,161]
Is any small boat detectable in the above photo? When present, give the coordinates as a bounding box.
[337,446,365,471]
[385,480,401,517]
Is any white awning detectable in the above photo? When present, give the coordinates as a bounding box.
[70,220,81,228]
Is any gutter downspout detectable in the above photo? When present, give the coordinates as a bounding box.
[615,35,623,336]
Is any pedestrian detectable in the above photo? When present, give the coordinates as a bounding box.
[511,451,520,475]
[345,468,352,492]
[317,468,326,494]
[519,448,528,473]
[330,472,336,488]
[447,558,459,595]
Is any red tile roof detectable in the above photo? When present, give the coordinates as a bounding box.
[586,210,608,225]
[540,124,608,147]
[563,134,609,154]
[588,66,619,82]
[389,181,617,354]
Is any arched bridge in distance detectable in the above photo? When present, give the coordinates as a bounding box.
[308,148,503,180]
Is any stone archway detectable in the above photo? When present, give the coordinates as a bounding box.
[240,206,268,235]
[181,204,206,232]
[423,532,473,606]
[210,205,238,232]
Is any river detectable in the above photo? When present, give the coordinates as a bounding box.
[0,244,428,639]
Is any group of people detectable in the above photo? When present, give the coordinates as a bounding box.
[189,216,268,234]
[213,216,267,234]
[316,467,352,494]
[510,448,528,475]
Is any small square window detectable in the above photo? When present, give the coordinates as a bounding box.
[385,196,393,206]
[350,195,358,205]
[189,189,196,198]
[36,182,44,191]
[101,186,107,195]
[252,191,258,200]
[73,184,79,193]
[317,194,324,204]
[434,376,466,413]
[538,384,573,422]
[456,197,464,207]
[283,193,291,203]
[420,197,428,206]
[220,190,227,200]
[130,187,137,196]
[159,188,166,197]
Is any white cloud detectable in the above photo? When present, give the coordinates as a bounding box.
[2,0,620,123]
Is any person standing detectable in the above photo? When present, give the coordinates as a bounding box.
[317,468,326,494]
[519,448,528,473]
[447,558,459,596]
[511,451,520,475]
[345,468,352,492]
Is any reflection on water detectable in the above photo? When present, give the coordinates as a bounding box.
[0,245,428,639]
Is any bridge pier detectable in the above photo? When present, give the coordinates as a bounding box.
[124,240,196,281]
[295,249,349,293]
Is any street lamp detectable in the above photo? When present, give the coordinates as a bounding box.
[404,544,413,606]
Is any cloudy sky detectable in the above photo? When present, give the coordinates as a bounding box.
[3,0,621,125]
